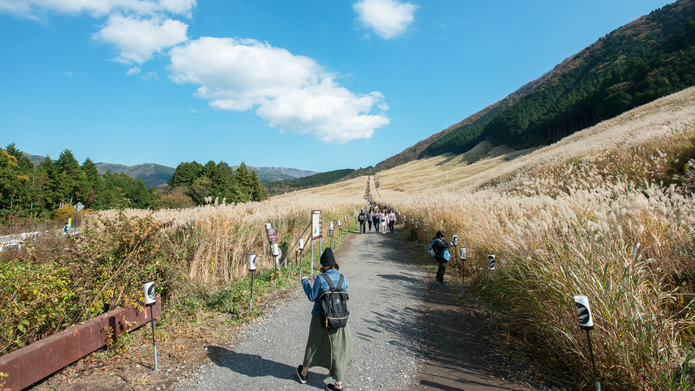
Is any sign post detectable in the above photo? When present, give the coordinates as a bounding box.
[74,202,84,233]
[329,221,334,248]
[311,210,322,276]
[143,282,157,371]
[460,248,467,294]
[272,243,279,294]
[488,255,495,325]
[265,223,278,244]
[452,235,459,281]
[299,238,305,280]
[249,254,257,310]
[575,295,600,391]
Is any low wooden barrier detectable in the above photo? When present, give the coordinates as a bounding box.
[0,298,161,391]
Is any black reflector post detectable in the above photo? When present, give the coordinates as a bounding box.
[249,253,257,310]
[574,295,600,391]
[143,281,157,371]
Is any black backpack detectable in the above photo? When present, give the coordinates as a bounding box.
[318,273,349,329]
[358,213,365,222]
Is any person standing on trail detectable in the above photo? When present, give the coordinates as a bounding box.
[388,210,397,233]
[298,248,353,391]
[367,208,374,231]
[358,209,367,234]
[379,211,387,234]
[373,209,381,232]
[431,230,453,286]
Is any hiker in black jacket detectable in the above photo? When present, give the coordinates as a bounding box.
[358,209,367,233]
[431,230,453,286]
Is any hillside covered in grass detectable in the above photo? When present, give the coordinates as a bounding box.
[265,168,355,195]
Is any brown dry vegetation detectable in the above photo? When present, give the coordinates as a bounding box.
[296,86,695,389]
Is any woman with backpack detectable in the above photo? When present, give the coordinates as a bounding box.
[373,209,381,232]
[298,248,353,391]
[431,230,453,286]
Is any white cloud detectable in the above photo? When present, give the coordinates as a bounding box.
[94,14,188,64]
[169,37,390,143]
[354,0,417,39]
[1,0,193,66]
[63,71,86,77]
[126,66,141,75]
[0,0,196,19]
[142,71,159,80]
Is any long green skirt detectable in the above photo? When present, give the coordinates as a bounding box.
[302,315,353,382]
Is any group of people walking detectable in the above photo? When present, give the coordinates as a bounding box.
[357,205,396,234]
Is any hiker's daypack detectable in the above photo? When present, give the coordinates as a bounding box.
[318,273,349,329]
[358,213,365,222]
[427,239,437,258]
[442,248,451,262]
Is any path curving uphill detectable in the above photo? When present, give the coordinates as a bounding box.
[176,228,533,390]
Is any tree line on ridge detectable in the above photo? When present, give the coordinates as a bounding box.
[0,144,267,227]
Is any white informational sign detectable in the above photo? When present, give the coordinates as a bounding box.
[452,235,458,246]
[488,254,496,270]
[460,247,466,260]
[144,282,156,305]
[299,238,305,251]
[75,202,84,212]
[311,210,322,239]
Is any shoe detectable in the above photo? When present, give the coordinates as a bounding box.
[297,365,307,384]
[326,384,344,391]
[438,281,448,286]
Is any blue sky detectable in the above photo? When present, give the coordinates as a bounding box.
[0,0,674,172]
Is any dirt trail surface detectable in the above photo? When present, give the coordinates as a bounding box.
[175,228,534,391]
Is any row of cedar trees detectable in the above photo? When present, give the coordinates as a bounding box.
[168,160,268,206]
[0,143,267,226]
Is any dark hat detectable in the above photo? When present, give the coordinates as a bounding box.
[320,248,336,266]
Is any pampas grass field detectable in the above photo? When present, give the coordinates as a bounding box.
[98,193,363,284]
[108,85,693,389]
[5,84,695,389]
[296,86,695,389]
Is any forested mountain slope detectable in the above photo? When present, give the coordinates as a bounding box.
[364,0,695,176]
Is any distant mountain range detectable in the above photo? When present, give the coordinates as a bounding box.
[24,153,319,188]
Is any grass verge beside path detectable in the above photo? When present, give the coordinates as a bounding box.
[24,224,359,391]
[398,231,541,391]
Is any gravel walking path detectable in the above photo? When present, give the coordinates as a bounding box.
[176,228,428,391]
[175,227,535,391]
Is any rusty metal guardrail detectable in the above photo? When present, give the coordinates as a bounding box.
[0,297,161,391]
